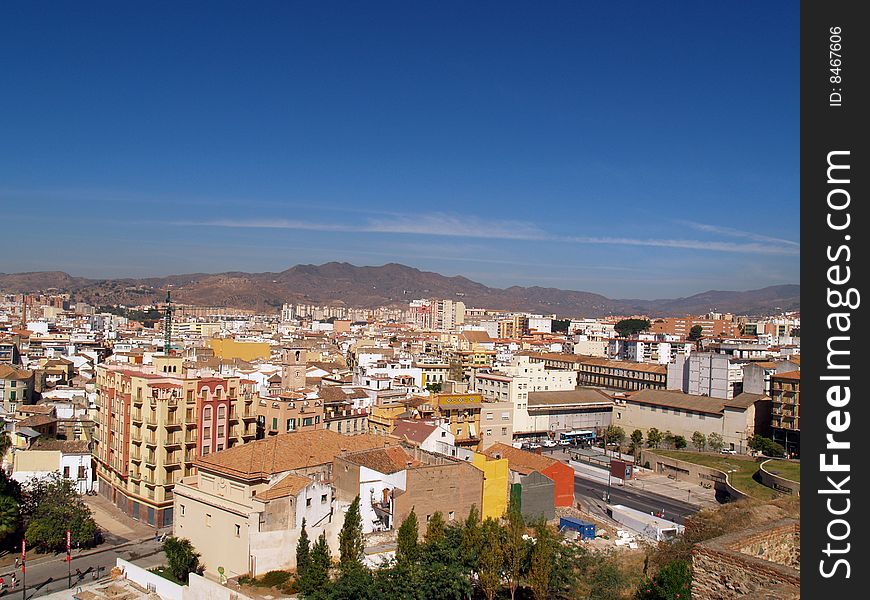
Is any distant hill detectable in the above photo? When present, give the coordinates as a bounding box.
[0,263,799,317]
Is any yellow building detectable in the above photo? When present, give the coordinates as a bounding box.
[368,404,411,436]
[435,393,483,448]
[471,452,509,520]
[207,338,271,362]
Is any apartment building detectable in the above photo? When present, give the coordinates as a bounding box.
[0,364,36,413]
[93,354,258,528]
[770,371,800,458]
[256,392,323,437]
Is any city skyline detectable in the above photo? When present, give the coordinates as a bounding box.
[0,1,799,298]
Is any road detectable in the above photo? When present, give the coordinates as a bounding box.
[1,538,165,599]
[574,473,699,524]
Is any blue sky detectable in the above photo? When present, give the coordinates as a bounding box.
[0,1,799,299]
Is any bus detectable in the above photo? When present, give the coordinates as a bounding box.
[559,429,596,446]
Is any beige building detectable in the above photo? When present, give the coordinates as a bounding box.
[94,355,258,528]
[0,364,36,412]
[173,430,396,578]
[613,389,769,454]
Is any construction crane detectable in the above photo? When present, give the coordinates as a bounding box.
[164,290,173,355]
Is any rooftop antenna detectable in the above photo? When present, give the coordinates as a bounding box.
[164,289,173,355]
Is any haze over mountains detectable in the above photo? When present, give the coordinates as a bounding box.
[0,262,799,317]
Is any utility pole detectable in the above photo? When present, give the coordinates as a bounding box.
[21,537,25,600]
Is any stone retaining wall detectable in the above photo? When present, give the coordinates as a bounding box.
[640,450,749,502]
[692,519,800,599]
[758,460,800,496]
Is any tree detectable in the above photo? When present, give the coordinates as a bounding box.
[424,511,446,546]
[23,476,99,553]
[163,537,202,583]
[0,495,20,544]
[300,532,331,597]
[459,505,482,571]
[630,429,644,456]
[503,505,527,600]
[673,435,687,450]
[646,428,663,449]
[528,519,557,600]
[589,554,630,600]
[296,518,311,576]
[614,318,651,337]
[338,496,365,572]
[425,382,442,393]
[634,560,693,600]
[748,435,785,458]
[707,432,724,453]
[478,518,503,600]
[605,425,625,449]
[691,431,707,452]
[688,325,704,341]
[396,508,419,566]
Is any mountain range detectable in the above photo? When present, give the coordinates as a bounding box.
[0,263,799,317]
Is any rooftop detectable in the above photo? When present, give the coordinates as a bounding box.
[196,429,396,481]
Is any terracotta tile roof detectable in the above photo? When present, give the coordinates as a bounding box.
[17,404,56,415]
[391,420,438,445]
[16,414,58,428]
[30,439,91,453]
[724,392,768,409]
[255,474,313,501]
[772,371,801,381]
[626,389,756,416]
[462,330,493,343]
[0,365,33,380]
[481,442,559,475]
[319,386,369,403]
[341,446,421,475]
[196,430,396,481]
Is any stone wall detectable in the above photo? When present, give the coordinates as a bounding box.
[692,519,800,600]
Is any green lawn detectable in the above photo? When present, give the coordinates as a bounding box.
[149,567,185,586]
[763,459,800,482]
[652,450,779,500]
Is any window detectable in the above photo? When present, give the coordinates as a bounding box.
[63,466,70,478]
[206,513,212,526]
[78,466,86,479]
[180,505,185,516]
[321,494,328,504]
[287,418,295,432]
[448,511,455,521]
[501,427,507,435]
[486,429,492,436]
[337,422,342,432]
[218,405,226,419]
[272,418,278,430]
[203,406,212,420]
[306,498,312,507]
[235,524,241,537]
[203,426,211,440]
[217,443,224,451]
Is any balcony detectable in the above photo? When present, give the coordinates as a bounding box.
[165,455,182,467]
[165,436,183,447]
[165,418,183,429]
[144,455,157,467]
[144,437,158,447]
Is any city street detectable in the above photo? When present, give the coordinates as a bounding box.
[573,472,699,524]
[1,538,165,598]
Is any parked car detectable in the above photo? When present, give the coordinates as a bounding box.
[542,440,558,448]
[558,439,572,446]
[529,443,542,450]
[720,448,737,454]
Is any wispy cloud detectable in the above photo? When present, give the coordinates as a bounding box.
[171,213,800,255]
[679,220,800,247]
